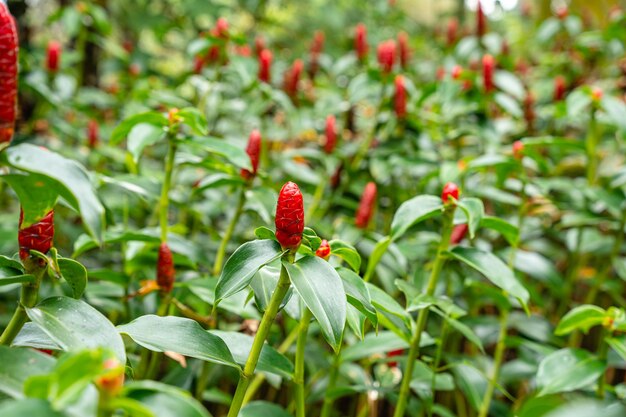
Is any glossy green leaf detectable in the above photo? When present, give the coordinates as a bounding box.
[12,323,60,350]
[457,198,484,239]
[178,108,208,135]
[189,136,252,170]
[241,401,292,417]
[127,123,166,163]
[536,348,606,396]
[124,381,212,417]
[390,195,444,241]
[481,216,519,246]
[283,256,347,352]
[215,240,284,303]
[341,331,410,363]
[363,236,391,281]
[0,399,67,417]
[110,111,168,145]
[1,174,58,227]
[57,258,87,299]
[366,283,413,340]
[431,309,484,353]
[26,296,125,363]
[0,346,55,399]
[337,267,377,327]
[543,401,626,417]
[452,364,487,411]
[117,315,238,369]
[605,337,626,363]
[329,240,361,272]
[555,305,607,336]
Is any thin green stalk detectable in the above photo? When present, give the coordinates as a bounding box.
[477,308,510,417]
[596,327,609,399]
[213,187,248,276]
[393,206,456,417]
[159,139,177,243]
[0,257,46,345]
[294,308,313,417]
[320,343,343,417]
[586,111,599,186]
[426,320,450,417]
[227,255,294,417]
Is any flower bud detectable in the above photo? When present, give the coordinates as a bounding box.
[156,242,175,293]
[87,119,99,148]
[18,209,54,261]
[450,224,468,245]
[241,129,262,179]
[447,18,458,46]
[275,182,304,250]
[95,358,125,398]
[355,182,377,229]
[0,1,18,145]
[309,31,324,79]
[316,239,331,260]
[477,0,487,38]
[441,182,459,204]
[46,40,61,72]
[355,23,368,61]
[397,32,410,68]
[387,348,404,368]
[214,17,229,39]
[555,5,568,20]
[324,115,337,154]
[377,40,396,74]
[394,75,407,119]
[482,54,495,94]
[255,36,266,57]
[284,59,303,97]
[513,140,524,159]
[451,65,463,80]
[554,76,567,101]
[591,87,603,102]
[258,49,272,83]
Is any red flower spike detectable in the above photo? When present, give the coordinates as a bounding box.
[513,140,524,159]
[0,1,18,145]
[450,224,469,245]
[87,119,99,148]
[477,0,487,38]
[311,31,325,55]
[275,182,305,250]
[554,76,567,101]
[255,36,265,57]
[441,182,459,204]
[447,18,458,46]
[156,242,175,293]
[330,164,343,189]
[377,40,396,74]
[18,209,54,261]
[355,182,377,229]
[214,17,229,38]
[397,32,410,68]
[387,348,404,368]
[46,40,61,72]
[355,23,368,61]
[591,87,603,102]
[284,59,303,97]
[556,5,568,20]
[316,239,331,260]
[258,49,272,83]
[241,129,262,179]
[324,115,337,154]
[451,65,463,80]
[95,358,125,398]
[482,54,495,94]
[394,75,407,119]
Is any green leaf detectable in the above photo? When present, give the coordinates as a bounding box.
[0,346,55,399]
[341,331,410,363]
[366,283,413,340]
[452,364,487,411]
[241,401,293,417]
[57,258,87,299]
[543,400,626,417]
[124,381,212,417]
[390,195,444,241]
[1,174,58,227]
[110,111,168,145]
[283,256,346,352]
[26,296,125,363]
[431,309,484,353]
[0,399,67,417]
[536,348,606,396]
[449,246,529,310]
[363,236,391,282]
[210,330,293,379]
[606,337,626,363]
[117,315,239,369]
[457,198,484,239]
[329,240,361,272]
[254,227,275,240]
[178,108,209,135]
[555,305,607,336]
[0,274,35,286]
[481,216,519,246]
[127,123,166,163]
[188,136,252,170]
[215,240,284,303]
[337,268,377,328]
[4,144,105,242]
[494,70,525,100]
[494,92,522,117]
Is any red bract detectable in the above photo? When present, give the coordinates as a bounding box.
[156,242,175,293]
[193,55,204,74]
[394,75,407,119]
[477,0,487,38]
[377,40,396,74]
[309,31,324,78]
[316,239,331,260]
[513,140,524,159]
[441,182,459,204]
[95,358,125,398]
[397,32,410,68]
[46,40,61,72]
[258,49,272,83]
[87,119,99,148]
[555,5,568,20]
[355,182,377,229]
[554,76,567,101]
[447,18,458,46]
[450,224,469,245]
[214,17,229,38]
[324,115,337,154]
[451,65,463,80]
[0,1,18,145]
[524,93,535,131]
[284,59,303,97]
[482,54,495,94]
[18,209,54,261]
[275,182,304,250]
[387,348,404,368]
[591,87,603,102]
[355,23,368,61]
[241,129,262,179]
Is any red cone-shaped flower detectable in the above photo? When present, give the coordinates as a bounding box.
[450,224,469,245]
[87,119,99,148]
[95,358,125,398]
[397,32,410,68]
[316,239,331,260]
[156,242,175,293]
[377,40,396,74]
[0,2,18,145]
[513,140,524,159]
[447,18,458,46]
[214,17,229,38]
[324,115,337,154]
[477,0,487,38]
[355,23,368,61]
[309,31,324,78]
[241,129,262,179]
[524,93,535,132]
[482,54,495,94]
[284,59,303,97]
[258,49,272,83]
[18,209,54,261]
[554,76,566,101]
[441,182,459,204]
[355,182,377,229]
[255,36,265,57]
[275,182,304,250]
[395,75,407,119]
[46,40,61,72]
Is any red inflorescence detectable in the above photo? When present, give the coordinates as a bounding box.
[18,209,55,261]
[450,224,469,245]
[284,59,303,97]
[355,182,377,229]
[482,54,495,94]
[95,358,125,398]
[447,18,458,46]
[554,75,567,101]
[477,0,487,38]
[0,1,18,145]
[387,348,404,368]
[513,140,524,159]
[316,239,331,260]
[309,31,325,78]
[258,49,272,83]
[156,242,175,293]
[275,182,305,250]
[324,115,337,154]
[241,129,262,179]
[395,75,407,119]
[441,182,459,204]
[355,23,368,61]
[255,36,266,57]
[397,32,410,68]
[47,40,61,72]
[524,93,536,131]
[377,40,396,74]
[87,119,99,148]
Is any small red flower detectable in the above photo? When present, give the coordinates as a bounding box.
[241,129,262,179]
[591,87,603,102]
[46,40,61,72]
[275,182,305,250]
[555,5,568,20]
[355,23,368,61]
[524,93,535,131]
[18,209,54,261]
[450,224,469,245]
[394,75,407,119]
[193,55,204,74]
[284,59,303,97]
[355,182,377,229]
[377,40,396,74]
[477,0,487,38]
[447,18,458,46]
[316,239,331,260]
[87,119,99,148]
[397,32,410,68]
[258,49,272,83]
[482,54,495,94]
[451,65,463,80]
[387,348,404,368]
[95,357,125,398]
[156,242,175,293]
[324,115,337,154]
[309,31,324,79]
[554,76,567,101]
[513,140,524,159]
[441,182,459,204]
[0,1,18,145]
[214,17,229,39]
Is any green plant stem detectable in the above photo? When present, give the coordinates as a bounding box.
[320,343,343,417]
[213,186,247,276]
[0,257,46,345]
[597,328,609,399]
[294,308,313,417]
[586,110,599,186]
[159,139,178,242]
[243,324,300,405]
[393,206,456,417]
[426,320,450,417]
[227,256,294,417]
[477,308,510,417]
